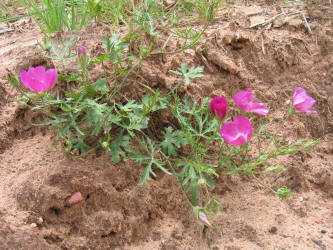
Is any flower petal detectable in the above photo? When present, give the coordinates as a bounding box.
[19,66,57,93]
[292,87,307,106]
[220,116,253,146]
[19,70,32,89]
[234,116,253,141]
[233,88,253,111]
[249,102,269,115]
[44,69,58,91]
[292,87,317,114]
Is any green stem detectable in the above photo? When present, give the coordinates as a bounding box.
[252,174,277,195]
[262,108,294,154]
[108,59,142,100]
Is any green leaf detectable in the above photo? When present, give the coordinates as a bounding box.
[127,137,170,185]
[70,136,91,153]
[109,131,130,163]
[276,187,292,200]
[265,165,283,173]
[170,62,204,85]
[89,53,108,65]
[102,34,129,64]
[138,161,153,185]
[160,127,188,156]
[83,99,109,135]
[93,78,109,95]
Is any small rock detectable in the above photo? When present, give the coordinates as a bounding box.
[321,230,327,234]
[164,0,175,6]
[273,16,286,28]
[171,231,183,240]
[313,239,326,250]
[241,6,263,16]
[308,9,324,19]
[287,17,303,28]
[269,226,278,234]
[36,217,43,225]
[326,170,331,176]
[67,192,84,206]
[315,219,324,224]
[250,16,266,27]
[30,223,37,228]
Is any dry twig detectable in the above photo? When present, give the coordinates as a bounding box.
[301,12,312,33]
[0,28,14,35]
[247,10,302,29]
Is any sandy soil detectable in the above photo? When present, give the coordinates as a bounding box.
[0,1,333,249]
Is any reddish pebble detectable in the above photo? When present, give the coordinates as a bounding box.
[67,192,83,206]
[315,219,323,224]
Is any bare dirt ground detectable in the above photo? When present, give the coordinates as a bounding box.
[0,1,333,249]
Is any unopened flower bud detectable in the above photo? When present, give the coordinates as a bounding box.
[197,178,206,186]
[78,45,86,57]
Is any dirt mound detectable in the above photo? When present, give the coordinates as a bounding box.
[1,1,333,249]
[0,134,193,249]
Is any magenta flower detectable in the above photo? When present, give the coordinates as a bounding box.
[220,116,253,146]
[210,97,228,120]
[292,87,317,114]
[78,45,86,57]
[19,66,57,93]
[233,88,269,116]
[196,98,201,105]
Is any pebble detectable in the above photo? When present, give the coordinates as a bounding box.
[321,229,327,234]
[269,226,278,234]
[315,219,324,224]
[312,240,326,250]
[326,170,331,176]
[67,192,84,206]
[30,223,37,228]
[36,217,43,225]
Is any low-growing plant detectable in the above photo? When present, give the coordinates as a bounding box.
[8,37,320,228]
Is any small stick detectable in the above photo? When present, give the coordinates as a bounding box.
[247,13,284,28]
[301,12,312,33]
[0,28,14,35]
[320,6,333,11]
[248,10,302,29]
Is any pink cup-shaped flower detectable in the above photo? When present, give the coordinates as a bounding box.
[233,88,269,116]
[19,66,57,93]
[210,97,228,120]
[78,45,86,57]
[292,87,317,114]
[220,116,253,146]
